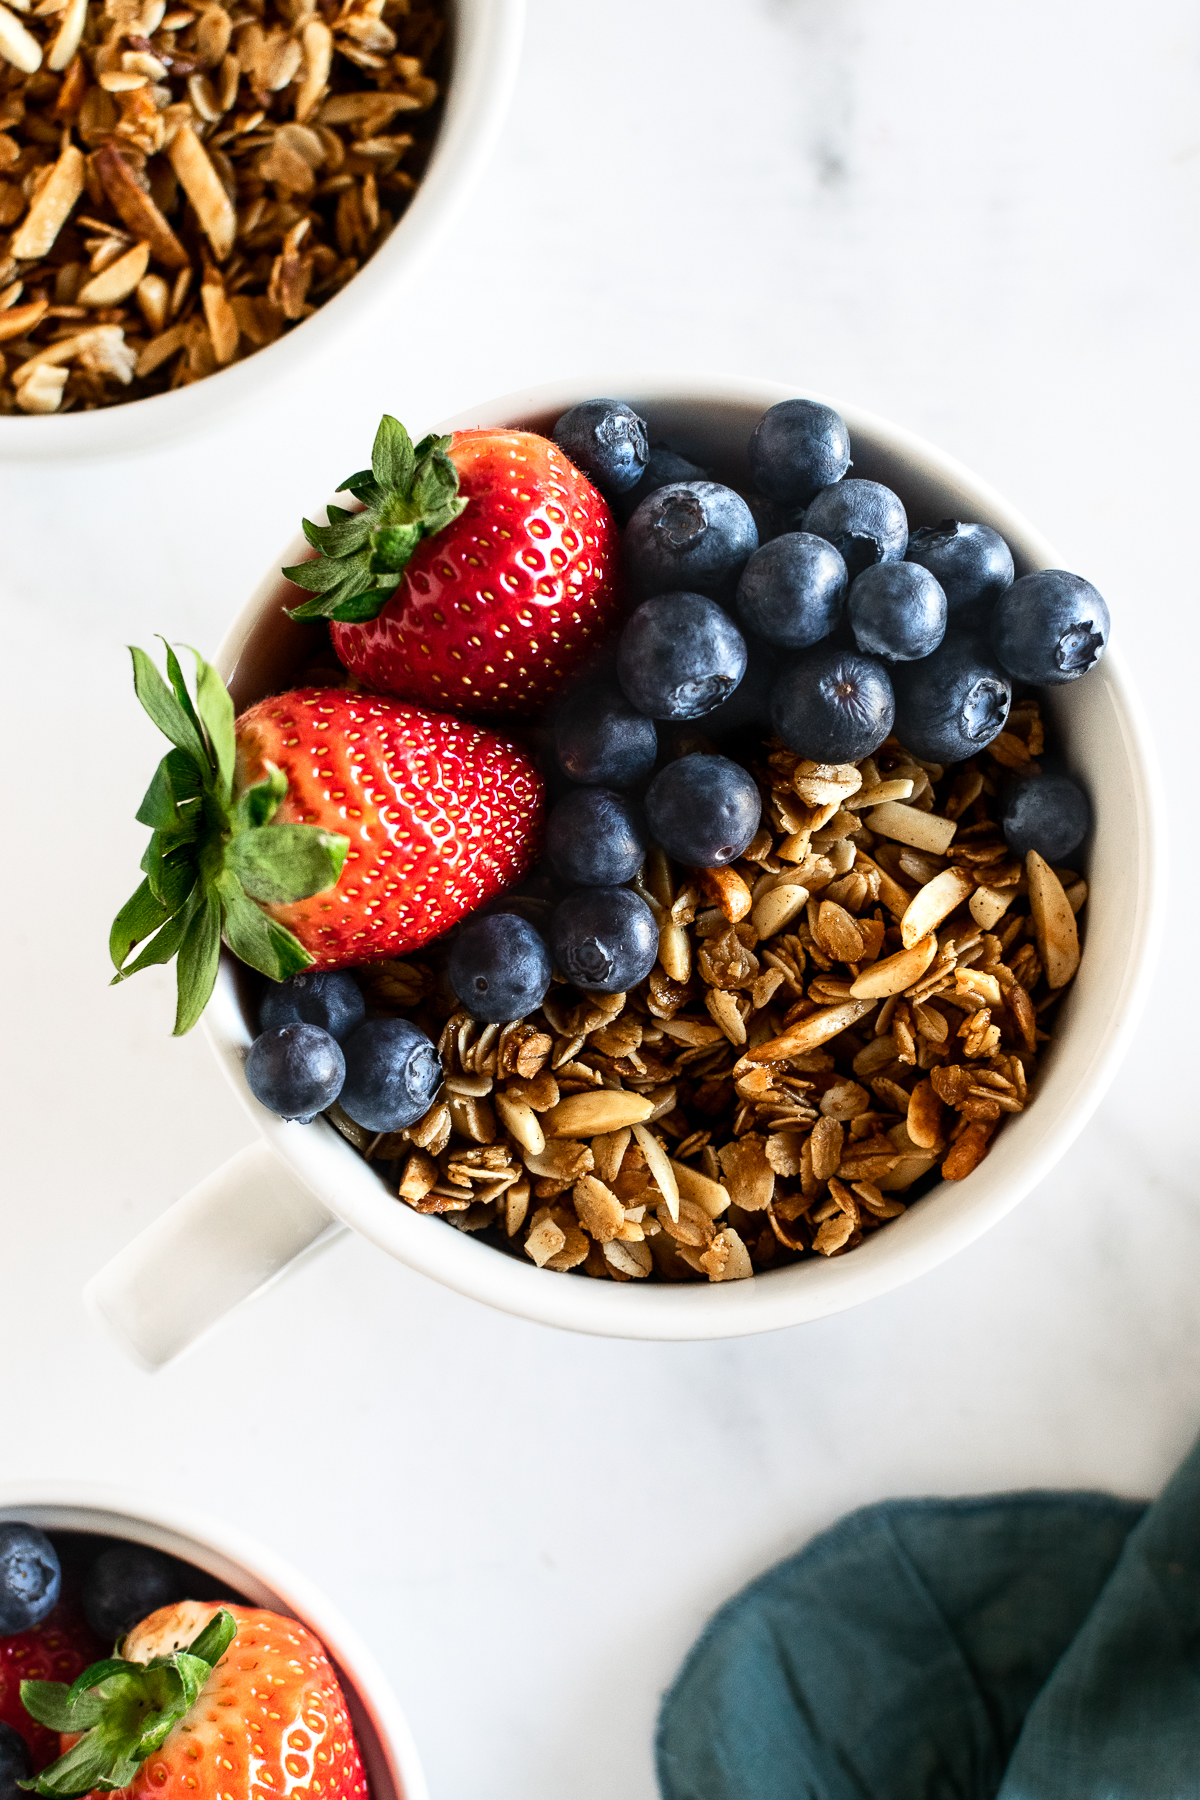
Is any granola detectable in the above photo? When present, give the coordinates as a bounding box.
[322,698,1088,1283]
[0,0,445,413]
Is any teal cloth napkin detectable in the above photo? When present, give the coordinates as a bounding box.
[657,1436,1200,1799]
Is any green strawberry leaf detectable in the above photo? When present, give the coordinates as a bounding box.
[140,834,198,912]
[110,879,173,972]
[110,888,198,983]
[20,1613,238,1799]
[172,889,222,1036]
[193,651,236,805]
[161,642,207,762]
[233,766,288,832]
[283,414,467,623]
[218,876,314,983]
[136,750,204,831]
[228,824,349,905]
[130,647,207,766]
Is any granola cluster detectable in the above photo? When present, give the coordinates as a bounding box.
[0,0,444,413]
[324,700,1087,1283]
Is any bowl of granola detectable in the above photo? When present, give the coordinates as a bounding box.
[0,0,522,455]
[87,375,1163,1363]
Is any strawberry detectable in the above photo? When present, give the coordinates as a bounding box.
[110,645,543,1034]
[0,1608,105,1769]
[283,416,624,717]
[19,1602,367,1800]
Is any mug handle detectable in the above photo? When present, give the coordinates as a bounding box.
[85,1141,345,1370]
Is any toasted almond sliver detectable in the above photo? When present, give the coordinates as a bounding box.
[15,362,66,412]
[11,142,83,259]
[669,1160,730,1219]
[867,802,957,856]
[494,1091,544,1158]
[11,323,121,382]
[0,1,41,70]
[900,865,975,948]
[658,919,690,983]
[704,987,746,1047]
[735,999,877,1071]
[573,1173,624,1242]
[969,883,1012,930]
[1026,850,1081,989]
[701,1226,753,1281]
[77,239,150,306]
[847,777,915,810]
[168,120,235,259]
[93,144,190,272]
[751,881,808,940]
[849,933,938,999]
[201,271,239,364]
[46,0,85,68]
[853,850,915,920]
[0,298,47,340]
[632,1122,679,1222]
[540,1090,654,1139]
[135,322,187,377]
[295,15,332,121]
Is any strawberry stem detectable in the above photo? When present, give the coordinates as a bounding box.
[109,645,350,1034]
[282,415,467,623]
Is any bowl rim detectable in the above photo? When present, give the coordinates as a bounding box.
[0,0,525,463]
[203,371,1167,1341]
[0,1481,429,1800]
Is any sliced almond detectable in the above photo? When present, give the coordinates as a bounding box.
[168,121,235,259]
[809,1115,843,1180]
[669,1160,730,1218]
[77,239,150,306]
[658,919,691,983]
[698,864,752,923]
[0,298,47,340]
[46,0,85,68]
[849,933,938,999]
[704,986,746,1047]
[900,865,975,948]
[852,850,915,919]
[573,1173,624,1242]
[700,1226,753,1281]
[540,1090,654,1138]
[750,881,808,940]
[969,883,1012,930]
[1026,850,1080,988]
[847,777,914,809]
[816,899,865,961]
[494,1091,545,1158]
[632,1123,680,1221]
[735,999,877,1069]
[11,141,82,259]
[906,1078,944,1150]
[867,802,957,856]
[93,145,190,272]
[0,1,41,71]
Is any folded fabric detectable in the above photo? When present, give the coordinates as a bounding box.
[657,1435,1200,1799]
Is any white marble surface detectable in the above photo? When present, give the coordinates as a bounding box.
[2,2,1198,1795]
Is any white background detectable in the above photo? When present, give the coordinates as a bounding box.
[2,2,1198,1796]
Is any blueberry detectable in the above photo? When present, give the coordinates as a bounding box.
[550,888,659,993]
[245,1024,345,1122]
[848,561,947,662]
[551,399,649,497]
[747,398,852,509]
[905,520,1014,625]
[644,754,762,867]
[893,633,1011,762]
[1000,772,1091,863]
[0,1723,32,1800]
[613,443,709,526]
[83,1545,186,1645]
[448,913,552,1024]
[340,1018,442,1132]
[545,787,649,887]
[802,479,908,579]
[698,632,778,737]
[625,482,758,601]
[617,592,747,721]
[0,1523,60,1633]
[990,570,1110,685]
[735,531,847,650]
[553,680,657,790]
[259,969,365,1042]
[770,648,894,763]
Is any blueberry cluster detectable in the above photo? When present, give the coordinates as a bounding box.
[0,1521,190,1643]
[245,969,443,1131]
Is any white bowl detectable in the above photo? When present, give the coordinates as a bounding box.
[0,0,523,463]
[87,374,1166,1365]
[0,1484,428,1800]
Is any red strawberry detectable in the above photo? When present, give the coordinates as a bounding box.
[235,686,543,968]
[22,1602,367,1800]
[110,645,543,1033]
[0,1606,104,1768]
[284,418,624,717]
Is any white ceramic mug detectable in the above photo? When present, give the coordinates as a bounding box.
[0,0,524,462]
[0,1484,428,1800]
[86,375,1166,1367]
